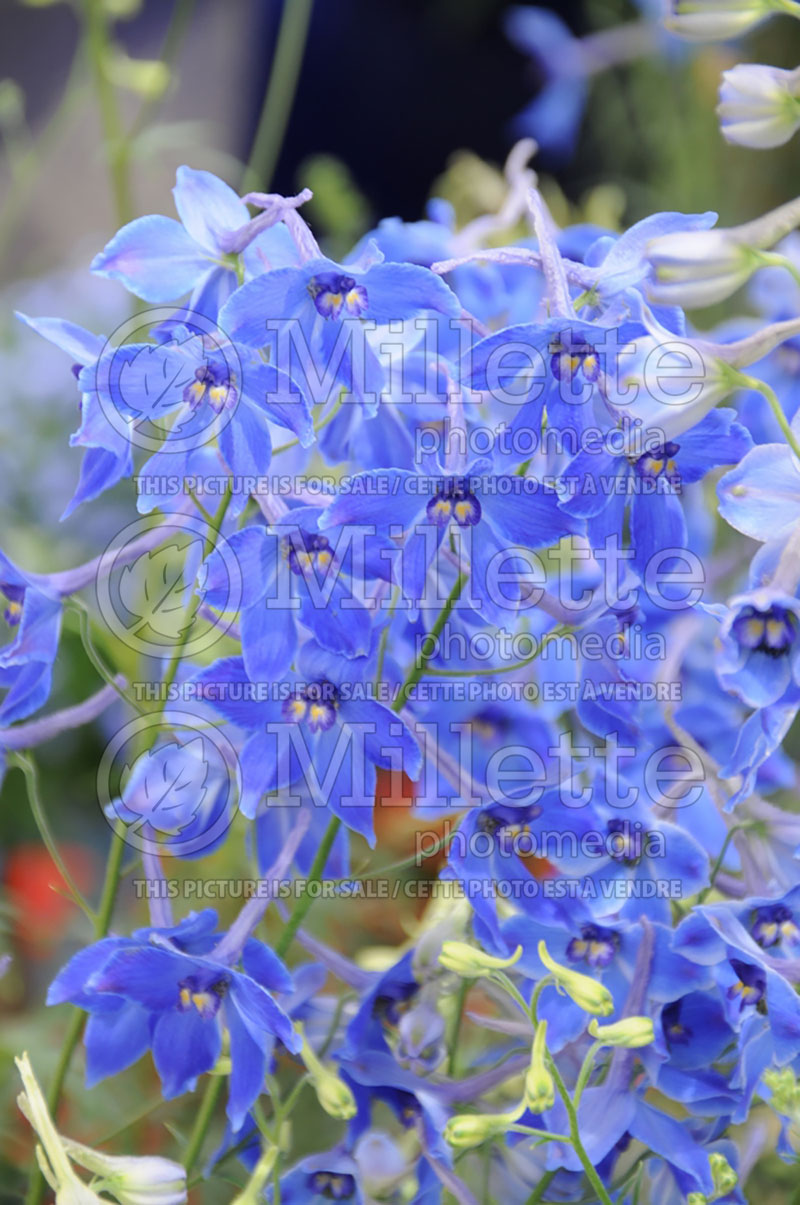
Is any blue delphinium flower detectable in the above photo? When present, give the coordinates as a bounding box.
[48,909,299,1130]
[0,552,62,725]
[560,408,752,574]
[319,457,583,615]
[90,167,304,318]
[200,508,393,684]
[191,641,421,843]
[220,241,461,415]
[16,313,133,517]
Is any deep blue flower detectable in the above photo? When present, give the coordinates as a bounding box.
[0,552,62,725]
[219,246,461,413]
[200,508,392,685]
[318,458,583,616]
[560,407,752,573]
[48,910,299,1130]
[191,641,421,843]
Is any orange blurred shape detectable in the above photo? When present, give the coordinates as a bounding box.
[373,769,557,879]
[4,843,95,956]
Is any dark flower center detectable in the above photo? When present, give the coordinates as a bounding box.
[426,476,482,527]
[632,441,681,487]
[727,959,766,1010]
[308,272,368,320]
[183,362,236,413]
[731,604,798,658]
[751,903,800,949]
[566,923,619,969]
[282,679,340,732]
[308,1171,357,1200]
[282,531,336,577]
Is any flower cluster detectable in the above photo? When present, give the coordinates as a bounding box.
[7,102,800,1200]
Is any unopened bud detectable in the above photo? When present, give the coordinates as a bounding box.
[587,1016,654,1048]
[537,941,614,1016]
[663,0,792,43]
[524,1021,554,1113]
[709,1152,738,1195]
[718,63,800,149]
[444,1105,524,1149]
[297,1022,357,1121]
[439,941,522,978]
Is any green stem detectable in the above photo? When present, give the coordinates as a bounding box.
[492,971,534,1022]
[738,375,800,462]
[183,1073,225,1175]
[82,0,133,225]
[696,824,745,905]
[161,483,233,700]
[447,980,469,1077]
[546,1055,614,1205]
[424,625,569,677]
[70,601,146,715]
[526,1169,557,1205]
[127,0,197,140]
[274,813,342,959]
[243,0,315,192]
[392,573,467,712]
[528,975,554,1025]
[13,753,95,922]
[572,1041,601,1109]
[24,827,126,1205]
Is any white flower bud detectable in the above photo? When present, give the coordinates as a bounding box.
[646,196,800,307]
[663,0,793,43]
[718,63,800,149]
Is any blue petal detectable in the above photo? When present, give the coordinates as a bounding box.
[241,360,314,446]
[201,525,276,610]
[229,972,300,1052]
[359,262,460,322]
[90,947,186,1008]
[675,408,752,483]
[85,1002,151,1087]
[240,591,298,684]
[172,166,248,254]
[91,215,212,302]
[47,938,127,1006]
[242,940,294,994]
[16,312,104,365]
[630,487,687,576]
[718,443,800,541]
[220,270,311,347]
[152,1006,221,1097]
[318,471,424,530]
[485,483,584,549]
[225,999,269,1131]
[62,446,133,519]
